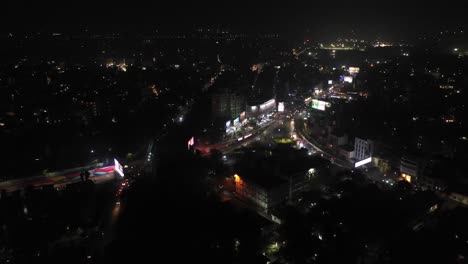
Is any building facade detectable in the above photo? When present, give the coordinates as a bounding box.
[400,156,423,183]
[211,91,245,120]
[354,137,373,161]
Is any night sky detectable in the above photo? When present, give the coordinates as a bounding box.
[3,1,468,39]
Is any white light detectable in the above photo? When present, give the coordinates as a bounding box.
[344,76,353,83]
[355,157,372,168]
[312,99,326,111]
[278,102,285,112]
[114,159,124,177]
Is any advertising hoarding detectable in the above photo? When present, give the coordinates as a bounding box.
[312,99,326,111]
[187,136,195,150]
[233,118,240,126]
[344,76,353,83]
[354,157,372,168]
[278,102,285,112]
[114,159,124,177]
[348,67,360,75]
[260,99,276,110]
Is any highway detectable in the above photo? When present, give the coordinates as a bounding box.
[0,165,117,192]
[294,118,352,169]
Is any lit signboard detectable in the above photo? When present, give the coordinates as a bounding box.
[114,159,124,177]
[344,76,353,83]
[348,67,360,75]
[233,118,240,126]
[278,102,285,112]
[226,120,231,133]
[187,136,195,150]
[260,99,276,110]
[328,80,333,85]
[354,157,372,168]
[312,99,326,111]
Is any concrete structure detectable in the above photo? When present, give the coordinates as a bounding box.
[373,155,391,175]
[246,98,276,118]
[448,192,468,206]
[339,144,355,161]
[418,175,447,192]
[211,90,245,120]
[234,174,288,211]
[354,137,373,161]
[234,151,326,212]
[329,130,348,147]
[400,155,424,183]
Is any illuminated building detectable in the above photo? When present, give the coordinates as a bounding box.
[246,98,276,117]
[354,137,373,161]
[339,145,355,161]
[234,153,323,211]
[233,173,288,211]
[400,156,424,183]
[211,90,245,120]
[372,155,391,175]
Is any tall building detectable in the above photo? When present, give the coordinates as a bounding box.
[354,137,373,161]
[400,156,422,183]
[211,90,245,120]
[234,173,288,212]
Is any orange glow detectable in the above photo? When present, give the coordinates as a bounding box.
[401,173,412,183]
[234,174,241,183]
[150,85,159,95]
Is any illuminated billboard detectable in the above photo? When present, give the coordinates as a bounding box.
[260,99,276,110]
[328,80,333,85]
[187,136,195,150]
[233,118,240,126]
[354,157,372,168]
[114,159,124,177]
[278,102,285,112]
[312,99,326,111]
[348,67,360,75]
[344,76,353,83]
[225,120,231,133]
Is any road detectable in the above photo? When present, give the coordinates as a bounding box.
[294,118,351,169]
[197,118,282,155]
[0,165,116,192]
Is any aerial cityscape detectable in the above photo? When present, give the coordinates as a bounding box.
[2,2,468,264]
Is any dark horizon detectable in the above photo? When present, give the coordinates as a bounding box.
[3,1,468,40]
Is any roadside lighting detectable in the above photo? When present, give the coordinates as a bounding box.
[234,174,241,182]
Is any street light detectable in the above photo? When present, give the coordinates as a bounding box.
[234,174,241,183]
